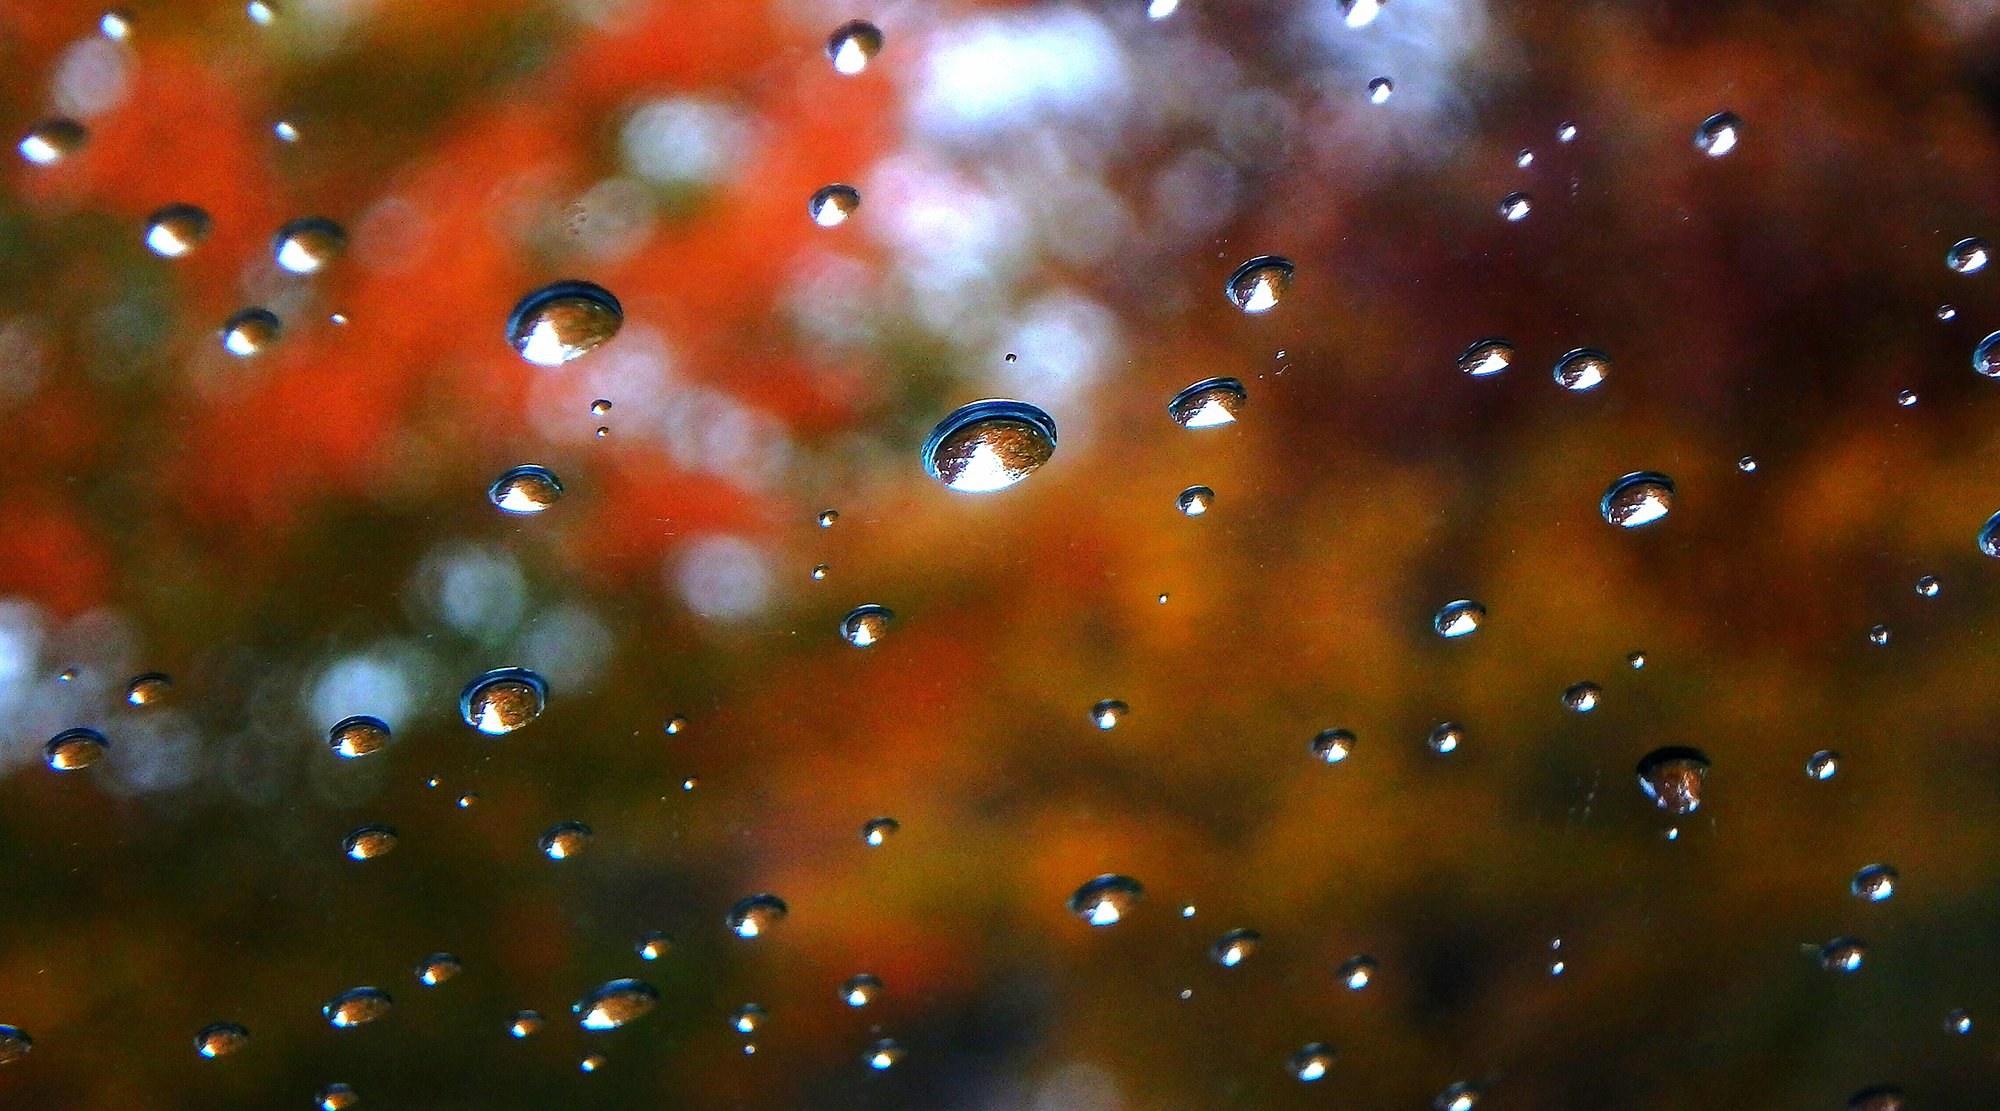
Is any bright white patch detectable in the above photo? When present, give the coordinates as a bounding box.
[832,35,871,74]
[1180,399,1236,428]
[100,12,132,39]
[306,652,417,734]
[18,135,62,164]
[912,9,1130,139]
[1148,0,1179,17]
[674,536,775,622]
[621,97,755,187]
[1345,0,1381,26]
[274,121,299,142]
[52,37,131,119]
[995,291,1119,408]
[275,238,323,273]
[514,604,613,691]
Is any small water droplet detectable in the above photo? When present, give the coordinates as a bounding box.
[1867,624,1890,646]
[730,1004,767,1034]
[1208,928,1260,967]
[1180,904,1196,917]
[811,564,829,580]
[1367,76,1393,104]
[99,10,134,39]
[1287,1043,1336,1082]
[1851,864,1898,902]
[589,398,612,416]
[1176,486,1214,516]
[1937,304,1957,321]
[44,727,108,770]
[328,715,390,758]
[1628,650,1648,668]
[1557,121,1578,142]
[573,978,658,1030]
[341,824,398,861]
[632,931,672,960]
[538,821,592,860]
[809,183,861,227]
[272,217,346,274]
[1156,593,1169,604]
[459,668,547,735]
[1433,599,1485,637]
[818,509,839,527]
[840,604,894,647]
[0,1025,33,1064]
[1948,237,1991,274]
[865,1038,904,1069]
[18,118,86,165]
[144,204,210,257]
[862,816,900,845]
[1337,955,1379,989]
[1737,455,1758,472]
[681,777,698,790]
[273,120,299,142]
[314,1082,358,1111]
[1561,681,1601,711]
[922,400,1059,491]
[1847,1086,1903,1111]
[1916,575,1940,597]
[1806,749,1840,780]
[1553,348,1610,390]
[1897,389,1918,406]
[415,953,462,986]
[842,974,882,1007]
[221,308,281,356]
[488,464,562,513]
[1636,746,1710,814]
[323,988,392,1028]
[1426,721,1464,754]
[1310,728,1355,763]
[1225,255,1295,312]
[507,280,622,366]
[1945,1008,1972,1035]
[1972,330,2000,377]
[1819,937,1867,973]
[1457,338,1514,377]
[1601,472,1674,527]
[123,672,171,705]
[246,1,276,25]
[1005,352,1018,362]
[1167,377,1248,427]
[726,894,788,938]
[56,667,77,682]
[1692,111,1741,156]
[1550,960,1565,974]
[1068,874,1143,925]
[578,1054,606,1072]
[1498,191,1532,221]
[1516,148,1534,167]
[329,312,348,325]
[1434,1082,1481,1111]
[1090,699,1128,729]
[508,1010,544,1038]
[827,19,883,74]
[455,792,476,808]
[194,1021,249,1058]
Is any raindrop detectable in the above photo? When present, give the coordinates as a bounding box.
[488,464,562,513]
[1601,472,1674,527]
[1209,928,1260,967]
[921,399,1059,491]
[1917,575,1940,597]
[1553,348,1610,390]
[1945,1008,1972,1035]
[811,565,829,580]
[315,1083,358,1111]
[341,825,398,861]
[1176,486,1215,516]
[1557,122,1578,142]
[1368,77,1393,104]
[1806,749,1840,780]
[1310,728,1355,763]
[1851,864,1898,902]
[1897,389,1918,406]
[100,10,133,39]
[538,821,592,860]
[144,204,210,257]
[507,1011,544,1038]
[1981,511,2000,556]
[1627,650,1647,668]
[415,953,462,986]
[1090,699,1128,729]
[1426,721,1464,754]
[272,217,347,274]
[125,672,171,705]
[328,715,390,758]
[579,1054,606,1072]
[1636,747,1709,814]
[840,605,894,647]
[809,183,860,227]
[1457,338,1514,377]
[1435,1082,1481,1111]
[1561,681,1601,712]
[730,1004,767,1034]
[827,19,883,75]
[246,1,275,25]
[506,280,623,366]
[1848,1086,1903,1111]
[1498,192,1532,221]
[865,1038,905,1069]
[323,988,392,1029]
[459,668,547,735]
[44,727,108,771]
[0,1025,31,1064]
[1973,330,2000,376]
[862,816,900,845]
[574,979,658,1030]
[1336,955,1379,989]
[1867,624,1890,646]
[1287,1043,1336,1082]
[1820,937,1867,973]
[194,1021,249,1058]
[1225,256,1294,312]
[1068,874,1142,925]
[1692,111,1741,156]
[221,308,281,356]
[1433,599,1485,637]
[726,894,788,938]
[1167,377,1248,427]
[841,974,882,1007]
[818,509,839,527]
[1516,149,1534,167]
[635,931,672,960]
[1948,237,1991,274]
[18,118,86,165]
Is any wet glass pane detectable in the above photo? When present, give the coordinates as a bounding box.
[0,1,1993,1108]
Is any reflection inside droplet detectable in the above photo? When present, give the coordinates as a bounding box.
[272,217,346,274]
[1636,746,1710,814]
[1311,728,1355,763]
[1337,955,1379,989]
[1090,699,1128,729]
[1176,486,1214,516]
[1288,1043,1336,1082]
[841,973,882,1007]
[18,119,86,165]
[827,19,883,75]
[415,953,462,986]
[144,204,210,257]
[328,715,390,758]
[1948,237,1990,274]
[840,605,894,647]
[488,464,562,513]
[193,1021,249,1058]
[1553,348,1610,390]
[1433,600,1485,637]
[222,308,281,356]
[1208,928,1260,967]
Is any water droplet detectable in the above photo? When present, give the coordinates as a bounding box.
[809,183,861,227]
[221,307,281,356]
[56,667,77,682]
[314,1082,358,1111]
[578,1054,606,1072]
[44,727,108,770]
[1180,904,1196,917]
[272,217,346,274]
[1973,330,2000,377]
[573,978,658,1030]
[1426,721,1464,754]
[1557,122,1578,142]
[459,668,548,735]
[341,824,398,861]
[1636,747,1709,814]
[729,1004,767,1034]
[1806,749,1840,780]
[1435,1082,1481,1111]
[681,777,698,790]
[629,930,672,960]
[811,564,829,580]
[1287,1043,1336,1082]
[246,1,276,25]
[18,118,86,165]
[1167,377,1248,427]
[1516,148,1534,167]
[1938,304,1957,320]
[1894,389,1918,407]
[1917,575,1940,597]
[144,204,210,257]
[1948,237,1991,274]
[840,604,894,647]
[726,894,788,938]
[865,1038,905,1069]
[273,120,299,142]
[506,280,623,366]
[1090,699,1128,729]
[1692,111,1741,156]
[1310,728,1355,763]
[122,672,171,705]
[827,19,883,74]
[1601,472,1674,527]
[1342,0,1381,26]
[1068,875,1142,925]
[922,399,1059,491]
[1550,960,1566,974]
[406,953,461,987]
[322,988,392,1028]
[1367,76,1393,104]
[507,1010,544,1038]
[1498,192,1532,221]
[1738,455,1760,473]
[0,1025,32,1064]
[841,974,882,1007]
[1457,338,1515,377]
[328,715,390,758]
[488,464,562,513]
[1208,928,1260,967]
[1851,864,1898,902]
[1174,485,1215,516]
[1553,348,1610,390]
[1867,624,1890,646]
[455,792,476,808]
[817,509,839,527]
[194,1021,249,1058]
[1819,937,1867,973]
[538,821,592,860]
[1336,955,1379,989]
[1558,681,1603,712]
[1156,593,1169,604]
[1628,650,1647,668]
[100,10,134,39]
[1225,256,1294,312]
[1945,1008,1972,1035]
[1433,599,1485,637]
[862,816,900,845]
[1847,1086,1903,1111]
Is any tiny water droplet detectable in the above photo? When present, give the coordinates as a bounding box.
[634,931,672,960]
[538,821,592,860]
[1550,960,1565,974]
[415,953,462,986]
[1176,486,1214,515]
[1736,455,1757,472]
[862,816,900,845]
[681,777,698,790]
[865,1038,904,1069]
[1806,749,1840,780]
[811,564,829,580]
[1561,681,1601,711]
[56,667,77,682]
[1553,348,1610,390]
[1208,928,1260,967]
[726,894,788,938]
[0,1025,33,1064]
[827,20,883,74]
[1498,191,1532,221]
[1628,650,1647,668]
[724,1004,767,1035]
[589,398,612,415]
[221,308,281,356]
[342,825,398,861]
[578,1054,606,1072]
[1636,747,1710,814]
[1867,624,1890,646]
[1516,148,1534,167]
[574,979,658,1030]
[455,792,476,808]
[1433,599,1485,637]
[272,217,346,274]
[1819,937,1867,973]
[1457,338,1514,377]
[488,464,562,513]
[922,400,1058,491]
[1937,304,1956,321]
[1897,389,1918,406]
[329,312,347,325]
[1157,593,1169,604]
[662,715,690,736]
[1916,575,1940,597]
[1426,721,1464,754]
[1068,874,1143,925]
[194,1021,249,1058]
[507,280,622,366]
[1005,352,1017,362]
[818,509,839,527]
[1337,955,1379,989]
[246,1,276,25]
[842,974,882,1007]
[18,118,86,165]
[328,715,389,758]
[1847,1086,1903,1111]
[124,672,171,705]
[1180,904,1196,917]
[1945,1008,1972,1035]
[840,604,894,647]
[273,120,299,142]
[1148,0,1179,18]
[322,988,392,1028]
[1972,331,2000,377]
[44,727,108,770]
[459,668,547,735]
[314,1082,358,1111]
[809,183,861,227]
[1287,1043,1336,1082]
[1310,728,1355,763]
[1692,111,1741,156]
[99,10,134,39]
[1601,472,1674,527]
[1225,255,1294,312]
[1167,377,1248,427]
[144,204,210,257]
[1948,237,1991,274]
[508,1010,544,1038]
[1367,76,1393,103]
[1090,699,1128,729]
[1435,1082,1481,1111]
[1557,122,1578,142]
[1851,864,1898,902]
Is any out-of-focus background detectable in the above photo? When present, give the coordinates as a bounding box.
[0,0,1998,1107]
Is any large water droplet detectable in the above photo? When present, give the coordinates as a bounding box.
[827,19,883,74]
[415,953,462,986]
[0,1025,32,1064]
[18,119,86,165]
[1806,749,1840,780]
[1435,1082,1482,1111]
[1601,472,1674,527]
[1310,728,1355,763]
[272,217,346,274]
[44,727,107,770]
[1561,681,1601,712]
[1498,192,1532,221]
[1553,348,1610,390]
[921,400,1058,492]
[635,931,672,960]
[1636,746,1710,814]
[840,605,894,647]
[1336,955,1379,989]
[1693,111,1741,156]
[865,1038,905,1069]
[1176,486,1215,516]
[1851,864,1898,902]
[488,464,562,513]
[539,821,592,860]
[507,1010,544,1038]
[506,280,622,366]
[1457,338,1514,377]
[1068,874,1143,925]
[194,1021,249,1058]
[459,668,547,735]
[1426,721,1464,754]
[1820,937,1867,973]
[1225,255,1294,312]
[342,825,398,860]
[1848,1086,1903,1111]
[1287,1043,1336,1081]
[809,183,860,227]
[323,988,391,1028]
[314,1083,357,1111]
[574,979,658,1030]
[221,308,281,356]
[1973,331,2000,377]
[144,204,210,257]
[1433,599,1485,637]
[729,1004,767,1034]
[726,894,788,938]
[328,715,389,758]
[841,973,882,1007]
[1167,377,1248,427]
[862,816,900,845]
[1948,237,1990,274]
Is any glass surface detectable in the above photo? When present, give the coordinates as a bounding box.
[0,1,1993,1108]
